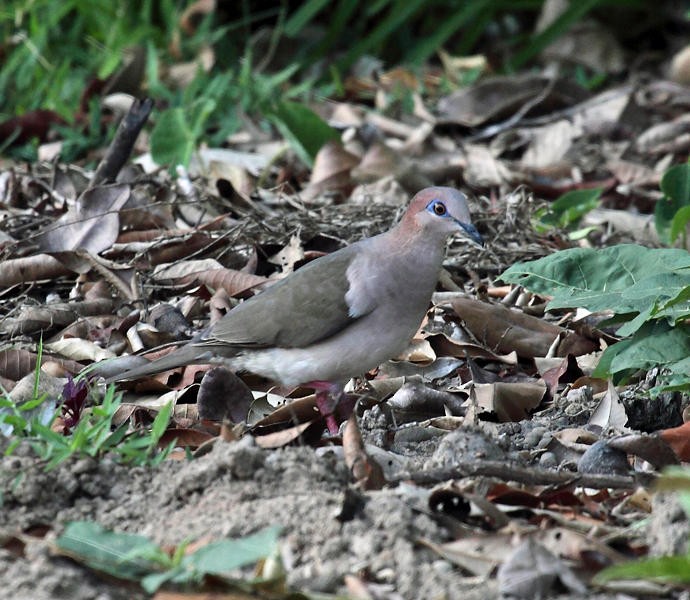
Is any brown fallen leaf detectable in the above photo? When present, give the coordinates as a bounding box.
[252,420,321,449]
[197,367,253,423]
[302,140,359,201]
[0,254,73,287]
[450,297,596,358]
[474,381,546,422]
[343,413,385,490]
[539,354,584,398]
[437,74,589,127]
[36,184,130,254]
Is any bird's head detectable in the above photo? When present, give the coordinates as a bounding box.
[403,187,483,247]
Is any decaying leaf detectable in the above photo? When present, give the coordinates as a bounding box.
[343,413,385,490]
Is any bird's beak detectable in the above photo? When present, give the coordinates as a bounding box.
[459,222,484,247]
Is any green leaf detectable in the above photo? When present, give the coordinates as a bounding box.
[284,0,331,37]
[594,555,690,585]
[56,521,162,581]
[506,0,600,71]
[670,204,690,244]
[593,321,690,378]
[150,108,194,168]
[536,188,602,230]
[183,526,281,575]
[655,163,690,244]
[501,245,690,316]
[661,162,690,205]
[150,401,173,442]
[266,101,339,167]
[141,526,282,592]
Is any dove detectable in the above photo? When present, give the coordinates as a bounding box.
[106,187,482,431]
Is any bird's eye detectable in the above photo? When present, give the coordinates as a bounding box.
[432,201,447,216]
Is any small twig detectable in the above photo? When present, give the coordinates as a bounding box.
[466,77,558,142]
[467,84,634,142]
[392,460,655,489]
[90,97,154,187]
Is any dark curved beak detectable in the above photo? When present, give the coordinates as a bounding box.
[460,222,484,247]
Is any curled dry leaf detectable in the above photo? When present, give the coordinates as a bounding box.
[540,354,584,398]
[437,75,589,127]
[0,298,116,337]
[474,381,546,422]
[143,232,219,267]
[0,254,72,287]
[302,140,359,201]
[253,420,321,449]
[351,142,398,183]
[395,338,436,363]
[36,184,130,254]
[661,422,690,461]
[197,367,253,423]
[463,143,515,188]
[521,120,580,170]
[250,394,321,433]
[621,427,686,465]
[450,297,596,359]
[588,381,630,432]
[636,114,690,154]
[419,534,509,577]
[159,427,215,450]
[497,538,587,598]
[581,208,659,245]
[179,0,215,35]
[428,330,519,365]
[159,265,269,298]
[44,339,116,362]
[387,380,466,420]
[343,413,385,490]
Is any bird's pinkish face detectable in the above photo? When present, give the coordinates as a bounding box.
[411,187,483,246]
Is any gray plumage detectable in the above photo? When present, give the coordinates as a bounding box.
[106,187,482,387]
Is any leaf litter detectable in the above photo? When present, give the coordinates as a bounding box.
[2,18,690,600]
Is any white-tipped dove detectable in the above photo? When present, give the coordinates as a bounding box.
[107,187,482,430]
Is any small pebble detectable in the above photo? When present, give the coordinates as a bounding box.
[578,440,629,476]
[539,452,557,468]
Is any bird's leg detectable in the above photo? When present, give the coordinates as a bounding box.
[309,380,344,434]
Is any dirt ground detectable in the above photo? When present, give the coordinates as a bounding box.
[1,387,688,600]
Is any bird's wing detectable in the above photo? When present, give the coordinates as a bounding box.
[209,246,367,348]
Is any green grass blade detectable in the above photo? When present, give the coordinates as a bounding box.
[506,0,601,70]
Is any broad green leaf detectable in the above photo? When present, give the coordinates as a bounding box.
[141,526,281,592]
[501,245,690,315]
[593,321,690,378]
[56,521,162,581]
[182,526,281,575]
[266,101,339,167]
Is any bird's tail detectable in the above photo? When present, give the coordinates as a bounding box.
[98,343,228,384]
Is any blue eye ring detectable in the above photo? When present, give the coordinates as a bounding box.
[428,200,447,216]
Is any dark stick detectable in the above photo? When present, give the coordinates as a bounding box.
[393,460,656,489]
[90,97,154,187]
